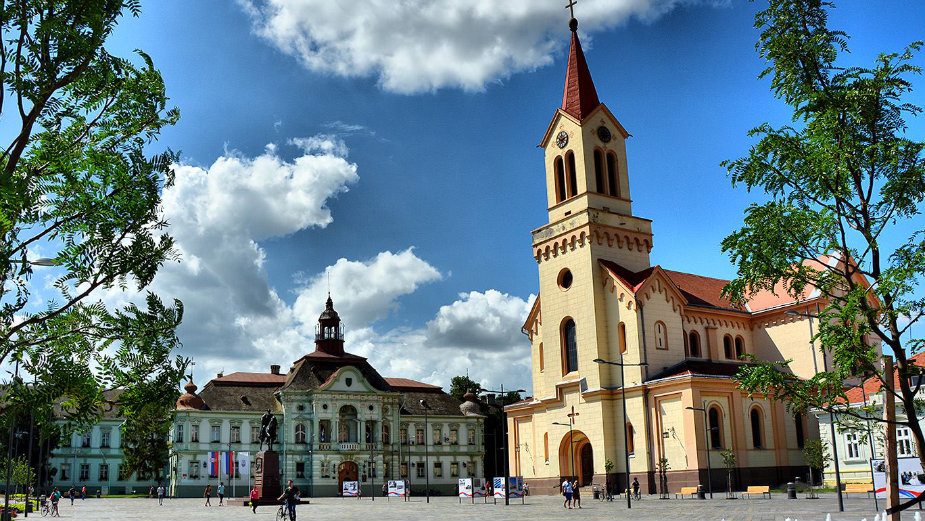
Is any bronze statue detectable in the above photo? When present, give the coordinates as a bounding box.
[259,409,278,451]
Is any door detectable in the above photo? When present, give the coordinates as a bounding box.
[579,443,594,486]
[338,461,359,495]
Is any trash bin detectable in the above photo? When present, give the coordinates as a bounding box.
[697,484,706,499]
[593,489,600,500]
[787,482,797,499]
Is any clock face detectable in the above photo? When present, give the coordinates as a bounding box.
[556,131,569,149]
[597,125,612,143]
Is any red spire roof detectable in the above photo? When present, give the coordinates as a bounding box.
[561,18,601,121]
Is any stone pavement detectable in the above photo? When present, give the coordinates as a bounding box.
[19,494,923,521]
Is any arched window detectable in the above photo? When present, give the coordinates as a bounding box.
[750,408,763,449]
[723,335,734,359]
[382,423,391,445]
[606,152,619,197]
[562,318,578,374]
[339,405,359,443]
[794,413,805,449]
[543,432,549,462]
[539,342,545,372]
[593,149,605,193]
[708,406,723,449]
[618,322,627,354]
[626,422,635,455]
[554,156,566,203]
[688,331,701,358]
[654,321,668,350]
[566,151,578,198]
[295,423,306,444]
[735,336,745,359]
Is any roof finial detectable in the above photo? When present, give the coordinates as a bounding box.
[565,0,578,31]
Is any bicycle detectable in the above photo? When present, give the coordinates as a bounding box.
[39,499,50,517]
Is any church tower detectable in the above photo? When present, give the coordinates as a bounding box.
[314,294,345,356]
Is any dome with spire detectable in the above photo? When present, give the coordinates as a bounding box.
[176,379,206,410]
[459,390,482,416]
[318,294,340,322]
[315,294,346,356]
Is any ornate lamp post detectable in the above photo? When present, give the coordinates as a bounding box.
[594,357,647,509]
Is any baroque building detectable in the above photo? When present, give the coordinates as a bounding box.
[504,15,861,494]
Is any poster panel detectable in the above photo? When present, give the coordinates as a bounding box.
[493,477,506,498]
[472,478,488,497]
[342,480,360,497]
[508,476,524,498]
[387,480,407,497]
[872,457,925,499]
[458,478,473,498]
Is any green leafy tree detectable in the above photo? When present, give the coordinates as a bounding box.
[720,449,736,496]
[722,0,925,510]
[802,439,831,496]
[449,375,480,402]
[0,0,187,477]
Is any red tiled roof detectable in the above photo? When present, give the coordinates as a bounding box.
[561,21,600,121]
[663,269,741,311]
[385,378,442,391]
[213,372,287,385]
[839,352,925,404]
[599,259,654,292]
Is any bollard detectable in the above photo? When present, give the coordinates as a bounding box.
[697,484,706,500]
[787,482,797,499]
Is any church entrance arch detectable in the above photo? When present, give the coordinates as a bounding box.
[557,430,594,485]
[337,461,358,495]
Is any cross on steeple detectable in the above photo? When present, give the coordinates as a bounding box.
[565,0,578,20]
[567,406,579,424]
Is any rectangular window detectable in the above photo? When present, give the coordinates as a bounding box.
[416,464,425,478]
[468,429,475,445]
[79,463,90,481]
[251,425,260,444]
[101,430,111,448]
[415,428,425,445]
[231,425,241,443]
[400,463,408,478]
[99,464,109,481]
[898,427,916,457]
[450,462,459,477]
[400,427,408,445]
[296,462,305,479]
[433,427,442,445]
[191,425,199,443]
[846,432,860,459]
[188,460,200,479]
[81,432,91,448]
[211,425,221,443]
[433,462,442,478]
[449,428,458,445]
[383,461,390,478]
[118,466,131,481]
[60,463,71,481]
[175,424,184,443]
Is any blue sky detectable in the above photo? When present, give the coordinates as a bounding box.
[72,0,925,392]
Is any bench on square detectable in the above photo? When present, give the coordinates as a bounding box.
[674,486,699,499]
[844,483,874,497]
[742,485,771,499]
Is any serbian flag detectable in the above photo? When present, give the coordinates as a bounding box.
[210,451,220,477]
[224,451,235,476]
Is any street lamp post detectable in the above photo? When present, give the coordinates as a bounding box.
[419,399,430,503]
[686,403,714,499]
[3,359,21,521]
[594,357,647,509]
[478,385,525,506]
[786,309,844,512]
[552,420,575,483]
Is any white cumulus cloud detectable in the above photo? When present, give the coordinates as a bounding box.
[239,0,707,94]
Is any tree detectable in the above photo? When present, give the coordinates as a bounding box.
[722,0,925,511]
[449,375,480,402]
[0,0,188,477]
[802,439,831,497]
[720,449,736,497]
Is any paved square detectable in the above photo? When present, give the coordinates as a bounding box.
[23,494,924,521]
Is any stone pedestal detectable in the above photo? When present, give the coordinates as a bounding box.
[254,450,281,501]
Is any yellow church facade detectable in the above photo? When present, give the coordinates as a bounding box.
[506,16,834,495]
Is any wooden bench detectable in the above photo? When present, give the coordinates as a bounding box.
[675,486,699,499]
[844,483,874,497]
[743,485,771,499]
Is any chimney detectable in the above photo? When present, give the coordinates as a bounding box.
[217,372,223,378]
[270,364,281,375]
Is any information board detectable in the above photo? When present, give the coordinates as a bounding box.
[342,480,360,497]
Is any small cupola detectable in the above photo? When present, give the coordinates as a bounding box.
[315,294,346,356]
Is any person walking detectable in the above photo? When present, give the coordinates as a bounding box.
[249,486,259,514]
[561,478,573,509]
[632,477,640,500]
[157,484,165,505]
[204,484,212,506]
[218,482,225,506]
[572,480,582,509]
[49,488,61,517]
[277,479,300,521]
[68,487,75,505]
[80,485,86,500]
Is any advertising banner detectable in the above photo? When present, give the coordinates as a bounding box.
[458,478,473,498]
[472,478,488,497]
[508,476,525,498]
[387,480,407,497]
[493,477,506,498]
[342,480,360,497]
[873,458,925,499]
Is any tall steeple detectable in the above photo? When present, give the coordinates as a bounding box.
[561,17,600,121]
[314,294,345,356]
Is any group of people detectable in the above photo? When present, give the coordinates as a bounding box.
[561,476,641,508]
[202,482,228,506]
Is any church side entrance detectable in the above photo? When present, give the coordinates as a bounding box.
[338,461,358,495]
[558,430,594,486]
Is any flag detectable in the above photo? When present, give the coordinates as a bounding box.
[237,452,250,475]
[223,451,234,476]
[210,451,220,477]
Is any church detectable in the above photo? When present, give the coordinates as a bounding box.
[505,15,846,494]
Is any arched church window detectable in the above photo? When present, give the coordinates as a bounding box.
[708,406,723,449]
[606,152,619,197]
[539,342,545,372]
[555,156,566,203]
[735,336,745,359]
[566,151,578,198]
[593,149,605,194]
[626,422,635,455]
[750,407,764,448]
[688,331,701,358]
[618,322,627,354]
[654,321,668,350]
[794,413,805,449]
[562,318,578,374]
[543,432,549,462]
[295,423,306,444]
[723,335,734,359]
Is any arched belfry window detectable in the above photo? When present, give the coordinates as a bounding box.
[654,321,668,350]
[688,331,701,358]
[606,152,619,197]
[593,149,605,194]
[735,336,746,359]
[565,151,578,198]
[562,318,578,374]
[626,422,635,454]
[554,156,566,203]
[794,413,805,449]
[750,407,763,448]
[708,406,723,449]
[723,335,734,359]
[618,322,627,354]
